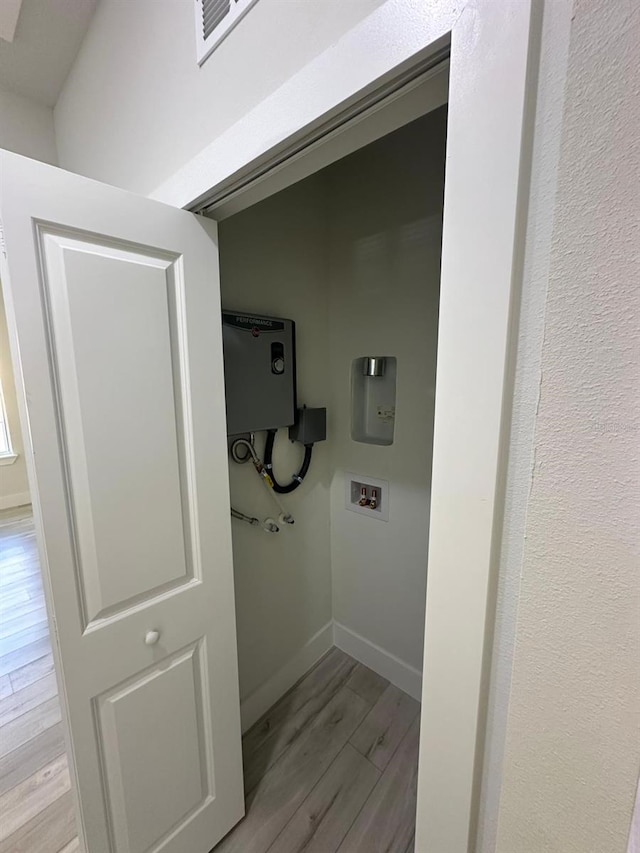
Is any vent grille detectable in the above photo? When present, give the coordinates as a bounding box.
[196,0,259,65]
[202,0,231,40]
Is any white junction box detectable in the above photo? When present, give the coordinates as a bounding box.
[345,473,389,522]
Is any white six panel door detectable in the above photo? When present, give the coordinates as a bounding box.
[0,151,244,852]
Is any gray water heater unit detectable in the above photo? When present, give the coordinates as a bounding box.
[222,311,296,435]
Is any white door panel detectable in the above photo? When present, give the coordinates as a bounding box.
[0,150,244,852]
[42,232,191,622]
[97,643,212,853]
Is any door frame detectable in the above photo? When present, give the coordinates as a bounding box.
[151,2,537,851]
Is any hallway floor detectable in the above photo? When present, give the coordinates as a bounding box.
[0,508,77,853]
[0,509,419,852]
[215,647,420,853]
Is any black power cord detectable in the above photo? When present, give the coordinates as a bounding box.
[264,429,313,493]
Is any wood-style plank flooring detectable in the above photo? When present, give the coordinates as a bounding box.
[0,507,77,853]
[0,508,419,852]
[215,647,420,853]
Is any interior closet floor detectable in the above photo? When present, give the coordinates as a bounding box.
[215,647,420,853]
[0,508,77,853]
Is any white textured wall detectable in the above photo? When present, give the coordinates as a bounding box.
[0,289,30,508]
[218,175,332,702]
[327,110,446,672]
[54,0,385,197]
[495,1,640,851]
[0,87,57,165]
[476,0,575,847]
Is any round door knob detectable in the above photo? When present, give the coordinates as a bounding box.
[145,630,160,646]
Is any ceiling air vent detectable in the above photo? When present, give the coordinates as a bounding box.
[195,0,260,65]
[203,0,230,40]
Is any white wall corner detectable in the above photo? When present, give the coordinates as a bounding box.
[333,620,422,701]
[0,88,58,166]
[238,618,424,732]
[239,620,334,733]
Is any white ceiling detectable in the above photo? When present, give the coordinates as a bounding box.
[0,0,98,107]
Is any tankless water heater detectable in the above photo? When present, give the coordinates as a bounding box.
[222,310,296,435]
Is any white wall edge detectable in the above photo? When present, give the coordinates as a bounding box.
[239,620,334,733]
[150,1,454,210]
[333,620,422,701]
[0,490,31,510]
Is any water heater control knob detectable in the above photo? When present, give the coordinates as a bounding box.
[272,357,285,375]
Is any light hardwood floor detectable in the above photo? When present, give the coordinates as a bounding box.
[0,508,77,853]
[0,508,419,853]
[215,646,420,853]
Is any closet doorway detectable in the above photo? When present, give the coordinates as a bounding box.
[0,2,534,847]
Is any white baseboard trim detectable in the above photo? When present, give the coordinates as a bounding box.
[239,619,422,732]
[0,492,31,511]
[333,621,422,701]
[240,620,334,733]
